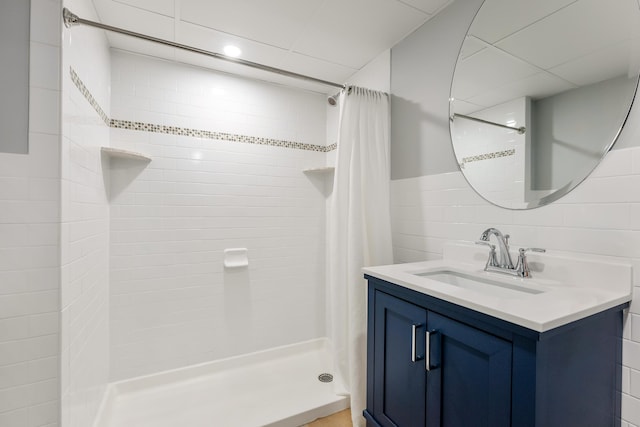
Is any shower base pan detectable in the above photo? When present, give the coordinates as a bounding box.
[94,338,349,427]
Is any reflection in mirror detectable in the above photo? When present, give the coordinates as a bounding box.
[450,0,640,209]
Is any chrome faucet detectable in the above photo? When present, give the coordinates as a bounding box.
[476,228,545,278]
[478,228,513,269]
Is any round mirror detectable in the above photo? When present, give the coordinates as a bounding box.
[450,0,640,209]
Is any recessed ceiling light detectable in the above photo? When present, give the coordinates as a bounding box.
[224,45,242,58]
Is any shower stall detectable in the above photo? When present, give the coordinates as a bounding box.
[60,3,347,426]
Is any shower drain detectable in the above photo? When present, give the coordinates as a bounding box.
[318,373,334,383]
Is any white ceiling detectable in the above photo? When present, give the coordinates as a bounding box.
[452,0,640,114]
[89,0,454,92]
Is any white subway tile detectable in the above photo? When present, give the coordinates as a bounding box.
[563,204,631,230]
[631,369,640,398]
[0,178,29,200]
[27,400,58,426]
[632,148,640,174]
[623,393,640,426]
[631,286,640,315]
[0,408,28,427]
[560,176,623,204]
[0,292,59,320]
[29,88,60,136]
[536,227,640,258]
[30,42,60,91]
[592,148,633,177]
[30,0,61,46]
[512,204,564,227]
[27,133,60,179]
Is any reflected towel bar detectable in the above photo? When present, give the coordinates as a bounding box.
[451,113,526,134]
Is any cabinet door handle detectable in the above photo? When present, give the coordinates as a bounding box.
[411,323,423,362]
[426,330,439,371]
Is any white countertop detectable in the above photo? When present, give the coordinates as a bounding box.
[363,242,633,332]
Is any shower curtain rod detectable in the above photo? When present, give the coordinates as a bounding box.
[451,113,526,134]
[62,8,345,90]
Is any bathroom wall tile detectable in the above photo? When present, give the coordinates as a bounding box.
[0,408,28,427]
[631,369,640,398]
[561,175,639,204]
[0,0,63,423]
[511,204,565,227]
[591,148,633,177]
[58,0,112,424]
[0,291,59,320]
[623,393,640,426]
[27,134,61,179]
[108,52,328,381]
[472,204,514,225]
[563,203,631,230]
[30,0,61,46]
[29,88,60,136]
[632,314,640,343]
[618,333,638,370]
[630,286,640,315]
[629,205,640,231]
[631,148,640,174]
[30,42,60,91]
[28,400,58,426]
[626,312,633,340]
[625,367,632,394]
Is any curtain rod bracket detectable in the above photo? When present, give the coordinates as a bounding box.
[63,8,80,28]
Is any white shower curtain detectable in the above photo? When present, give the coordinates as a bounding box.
[328,86,393,426]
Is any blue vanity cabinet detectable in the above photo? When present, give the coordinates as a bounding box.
[426,312,512,426]
[371,291,427,427]
[364,275,625,427]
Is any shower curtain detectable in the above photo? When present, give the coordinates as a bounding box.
[328,86,393,426]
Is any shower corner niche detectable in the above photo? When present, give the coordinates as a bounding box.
[101,147,151,202]
[101,147,152,163]
[302,166,335,174]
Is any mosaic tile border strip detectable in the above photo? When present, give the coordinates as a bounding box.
[70,68,110,126]
[109,120,333,152]
[461,149,516,166]
[70,67,336,153]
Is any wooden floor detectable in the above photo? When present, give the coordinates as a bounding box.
[305,409,352,426]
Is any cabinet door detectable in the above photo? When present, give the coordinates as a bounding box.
[426,312,512,427]
[373,291,428,427]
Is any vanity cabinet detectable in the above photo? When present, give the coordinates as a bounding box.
[364,275,625,427]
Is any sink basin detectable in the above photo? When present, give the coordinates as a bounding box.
[413,270,544,298]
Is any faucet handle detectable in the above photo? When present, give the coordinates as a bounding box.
[515,247,546,278]
[476,241,499,268]
[519,247,546,254]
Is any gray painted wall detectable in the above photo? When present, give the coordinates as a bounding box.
[532,76,637,190]
[390,0,483,180]
[0,1,30,154]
